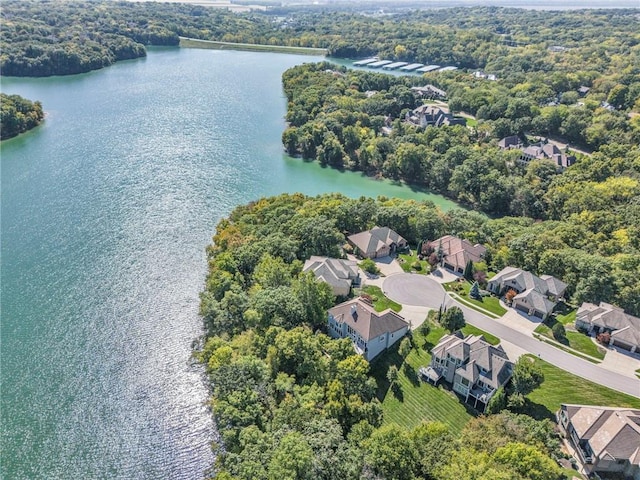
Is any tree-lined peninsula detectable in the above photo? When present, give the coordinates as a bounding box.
[0,93,45,140]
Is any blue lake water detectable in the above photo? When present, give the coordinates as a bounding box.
[0,47,460,479]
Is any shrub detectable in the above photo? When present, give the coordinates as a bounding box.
[596,331,611,345]
[552,322,566,342]
[412,261,422,271]
[360,258,380,274]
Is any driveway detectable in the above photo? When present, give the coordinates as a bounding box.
[382,272,640,398]
[382,273,447,309]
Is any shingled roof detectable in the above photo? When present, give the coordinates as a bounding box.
[328,297,409,341]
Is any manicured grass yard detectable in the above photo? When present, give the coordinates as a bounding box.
[372,328,472,433]
[398,251,430,274]
[371,323,504,434]
[534,319,605,360]
[443,280,507,317]
[525,354,640,421]
[360,285,402,312]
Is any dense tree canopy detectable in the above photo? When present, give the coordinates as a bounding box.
[199,194,575,478]
[0,93,44,139]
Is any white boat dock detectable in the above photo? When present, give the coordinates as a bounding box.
[353,58,379,66]
[416,65,440,72]
[368,60,393,68]
[400,63,424,71]
[382,61,409,70]
[439,66,458,72]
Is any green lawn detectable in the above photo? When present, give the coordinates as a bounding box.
[360,285,402,313]
[556,309,577,325]
[534,320,605,360]
[371,328,473,433]
[443,281,507,317]
[370,323,504,433]
[525,355,640,421]
[398,251,430,274]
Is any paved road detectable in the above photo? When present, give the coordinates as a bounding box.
[383,274,640,398]
[383,273,447,308]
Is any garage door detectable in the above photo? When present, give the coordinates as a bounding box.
[612,339,632,351]
[533,310,545,319]
[515,304,529,314]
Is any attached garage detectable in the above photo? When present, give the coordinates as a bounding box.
[515,304,529,315]
[612,339,633,352]
[533,310,545,319]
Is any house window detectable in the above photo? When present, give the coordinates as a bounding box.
[461,378,469,386]
[379,335,385,343]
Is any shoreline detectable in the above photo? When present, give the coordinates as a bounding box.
[179,37,327,55]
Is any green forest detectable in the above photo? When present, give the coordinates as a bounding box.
[0,93,45,140]
[2,1,639,80]
[199,193,579,480]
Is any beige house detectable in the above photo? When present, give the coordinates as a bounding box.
[557,404,640,479]
[421,332,513,412]
[576,302,640,353]
[426,235,486,274]
[302,256,360,297]
[487,266,567,320]
[348,226,407,259]
[327,297,409,361]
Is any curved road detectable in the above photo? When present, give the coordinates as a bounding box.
[383,273,640,399]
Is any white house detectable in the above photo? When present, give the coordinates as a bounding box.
[327,297,409,361]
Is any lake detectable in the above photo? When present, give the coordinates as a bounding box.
[0,47,459,479]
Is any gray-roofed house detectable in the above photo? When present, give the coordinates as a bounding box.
[420,332,513,412]
[498,135,522,150]
[576,302,640,353]
[303,256,360,297]
[517,142,576,170]
[557,404,640,478]
[327,297,409,361]
[348,226,408,259]
[426,235,486,274]
[487,267,567,320]
[411,84,447,99]
[405,105,466,128]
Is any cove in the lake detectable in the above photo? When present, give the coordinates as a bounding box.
[1,47,461,479]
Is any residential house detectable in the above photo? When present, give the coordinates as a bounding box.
[576,302,640,353]
[411,84,447,99]
[487,266,567,320]
[426,235,486,274]
[348,226,408,259]
[498,135,523,150]
[577,86,591,97]
[517,141,576,170]
[327,297,409,361]
[303,256,360,297]
[421,332,513,412]
[405,105,466,128]
[557,404,640,479]
[473,71,497,81]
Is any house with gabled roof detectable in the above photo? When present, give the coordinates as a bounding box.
[576,302,640,353]
[557,404,640,478]
[518,142,576,170]
[426,235,486,274]
[420,332,513,412]
[348,226,407,259]
[327,297,409,361]
[303,256,360,297]
[487,267,567,320]
[405,105,465,128]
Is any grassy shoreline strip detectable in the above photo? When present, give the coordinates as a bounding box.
[179,37,327,55]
